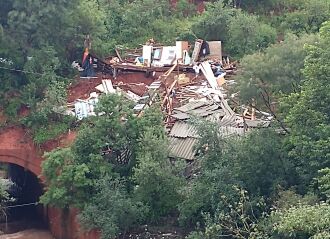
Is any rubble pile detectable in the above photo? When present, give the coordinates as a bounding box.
[65,38,270,161]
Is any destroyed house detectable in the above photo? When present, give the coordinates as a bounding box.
[68,38,270,162]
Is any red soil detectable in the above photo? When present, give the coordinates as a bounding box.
[67,77,103,102]
[67,72,153,102]
[113,72,154,96]
[113,72,154,85]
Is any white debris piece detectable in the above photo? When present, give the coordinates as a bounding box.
[95,79,116,94]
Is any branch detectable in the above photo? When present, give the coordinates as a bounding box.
[252,87,290,134]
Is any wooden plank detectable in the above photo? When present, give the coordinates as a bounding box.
[162,79,178,107]
[115,48,123,62]
[191,40,203,63]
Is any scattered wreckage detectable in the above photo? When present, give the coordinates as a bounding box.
[66,39,271,161]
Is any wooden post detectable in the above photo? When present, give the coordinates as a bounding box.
[113,68,117,79]
[251,99,256,120]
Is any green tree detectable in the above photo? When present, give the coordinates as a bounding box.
[228,11,276,57]
[0,180,12,221]
[223,0,283,11]
[186,186,268,239]
[273,203,330,238]
[191,1,236,43]
[178,120,238,226]
[179,121,293,228]
[281,21,330,188]
[191,2,275,57]
[231,129,293,197]
[235,34,318,131]
[176,0,197,17]
[41,145,110,239]
[0,0,109,119]
[21,78,71,144]
[133,128,183,221]
[0,24,25,119]
[41,148,92,208]
[280,0,330,35]
[41,96,170,211]
[316,168,330,199]
[99,0,193,48]
[41,94,136,208]
[79,177,147,239]
[41,95,175,236]
[6,0,108,60]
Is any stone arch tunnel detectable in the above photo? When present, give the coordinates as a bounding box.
[0,126,99,239]
[0,127,46,231]
[0,149,42,177]
[5,163,45,226]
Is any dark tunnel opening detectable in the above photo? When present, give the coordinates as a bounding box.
[0,163,47,233]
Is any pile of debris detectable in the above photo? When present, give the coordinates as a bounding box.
[101,39,237,77]
[168,100,242,161]
[64,38,271,162]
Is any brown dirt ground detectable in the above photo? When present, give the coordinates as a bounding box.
[67,77,103,102]
[67,72,153,102]
[113,72,154,85]
[0,229,54,239]
[116,83,148,96]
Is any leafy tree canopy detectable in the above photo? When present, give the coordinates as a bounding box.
[281,21,330,189]
[79,176,147,239]
[274,203,330,238]
[235,33,318,110]
[179,123,293,228]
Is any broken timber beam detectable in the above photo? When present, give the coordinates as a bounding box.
[115,48,123,62]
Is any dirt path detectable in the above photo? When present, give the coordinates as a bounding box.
[0,229,54,239]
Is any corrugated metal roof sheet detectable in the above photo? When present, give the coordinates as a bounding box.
[189,104,218,114]
[238,119,271,128]
[220,114,238,127]
[197,109,225,117]
[172,111,191,120]
[175,101,208,112]
[189,104,219,115]
[169,137,197,160]
[174,101,225,118]
[206,112,224,122]
[169,121,198,138]
[219,126,246,137]
[168,99,250,161]
[170,121,245,139]
[168,122,247,161]
[221,99,235,116]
